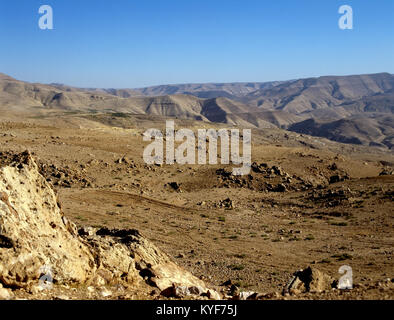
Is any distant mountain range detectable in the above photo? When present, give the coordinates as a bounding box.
[1,72,393,149]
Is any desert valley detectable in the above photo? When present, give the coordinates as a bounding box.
[0,72,393,300]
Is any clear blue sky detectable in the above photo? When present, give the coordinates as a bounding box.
[0,0,393,88]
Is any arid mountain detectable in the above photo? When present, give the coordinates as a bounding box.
[0,72,393,149]
[50,83,141,99]
[51,80,285,99]
[288,115,394,148]
[132,81,284,99]
[242,73,394,111]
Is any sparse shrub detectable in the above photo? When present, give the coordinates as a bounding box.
[319,258,331,263]
[330,221,348,226]
[331,253,353,261]
[228,264,245,271]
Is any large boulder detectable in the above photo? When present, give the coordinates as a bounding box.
[0,152,96,287]
[83,227,213,295]
[283,266,335,295]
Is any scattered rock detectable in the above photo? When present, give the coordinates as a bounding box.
[379,169,393,176]
[100,288,112,298]
[274,183,287,192]
[161,284,202,298]
[167,182,181,191]
[229,284,240,296]
[328,163,338,171]
[217,198,234,209]
[235,291,258,300]
[283,266,335,295]
[251,162,268,174]
[53,294,70,300]
[207,289,221,300]
[329,174,349,184]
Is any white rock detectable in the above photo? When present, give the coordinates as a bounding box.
[207,289,221,300]
[0,288,13,300]
[238,291,256,300]
[101,288,112,297]
[87,286,95,293]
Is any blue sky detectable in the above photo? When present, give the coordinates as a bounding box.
[0,0,393,88]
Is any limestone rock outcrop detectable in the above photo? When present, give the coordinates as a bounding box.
[0,151,218,299]
[0,151,96,287]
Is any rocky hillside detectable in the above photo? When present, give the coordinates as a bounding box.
[1,72,393,149]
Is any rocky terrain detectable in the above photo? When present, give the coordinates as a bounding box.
[0,109,392,300]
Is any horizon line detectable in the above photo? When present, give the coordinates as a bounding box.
[1,71,393,91]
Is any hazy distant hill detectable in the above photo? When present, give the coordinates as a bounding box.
[49,81,285,100]
[134,81,286,99]
[0,72,393,149]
